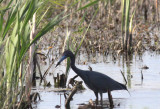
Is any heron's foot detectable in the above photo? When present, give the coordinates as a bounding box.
[96,99,98,105]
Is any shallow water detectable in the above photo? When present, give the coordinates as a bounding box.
[33,51,160,109]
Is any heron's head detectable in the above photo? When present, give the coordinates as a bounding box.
[56,50,74,67]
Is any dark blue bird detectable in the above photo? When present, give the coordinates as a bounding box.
[56,50,128,106]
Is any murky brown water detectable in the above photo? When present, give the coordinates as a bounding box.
[32,51,160,109]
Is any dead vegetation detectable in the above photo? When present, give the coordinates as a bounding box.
[38,0,160,56]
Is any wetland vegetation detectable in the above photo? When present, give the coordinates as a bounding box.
[0,0,160,109]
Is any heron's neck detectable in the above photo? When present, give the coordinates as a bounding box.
[70,55,76,68]
[70,56,80,73]
[70,56,85,78]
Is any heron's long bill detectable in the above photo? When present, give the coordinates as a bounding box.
[55,55,67,67]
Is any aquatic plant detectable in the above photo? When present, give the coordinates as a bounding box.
[0,0,66,108]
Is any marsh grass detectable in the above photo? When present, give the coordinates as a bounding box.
[0,0,67,108]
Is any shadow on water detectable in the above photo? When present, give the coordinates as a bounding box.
[32,50,160,109]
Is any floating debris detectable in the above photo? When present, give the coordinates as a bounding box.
[141,65,149,69]
[55,105,61,108]
[65,81,83,108]
[46,82,51,87]
[68,75,78,87]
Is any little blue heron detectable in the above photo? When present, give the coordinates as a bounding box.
[56,50,128,106]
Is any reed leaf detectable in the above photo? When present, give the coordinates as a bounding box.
[129,9,135,33]
[2,4,18,40]
[125,0,130,33]
[77,0,99,11]
[121,0,125,49]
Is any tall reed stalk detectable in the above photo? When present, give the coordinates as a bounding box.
[121,0,131,53]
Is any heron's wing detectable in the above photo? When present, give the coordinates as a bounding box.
[87,71,126,91]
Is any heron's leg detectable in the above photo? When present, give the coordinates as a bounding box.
[100,92,103,107]
[94,92,98,105]
[107,89,114,108]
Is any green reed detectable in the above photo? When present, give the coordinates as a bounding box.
[0,0,66,108]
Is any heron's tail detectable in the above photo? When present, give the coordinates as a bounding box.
[119,83,127,90]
